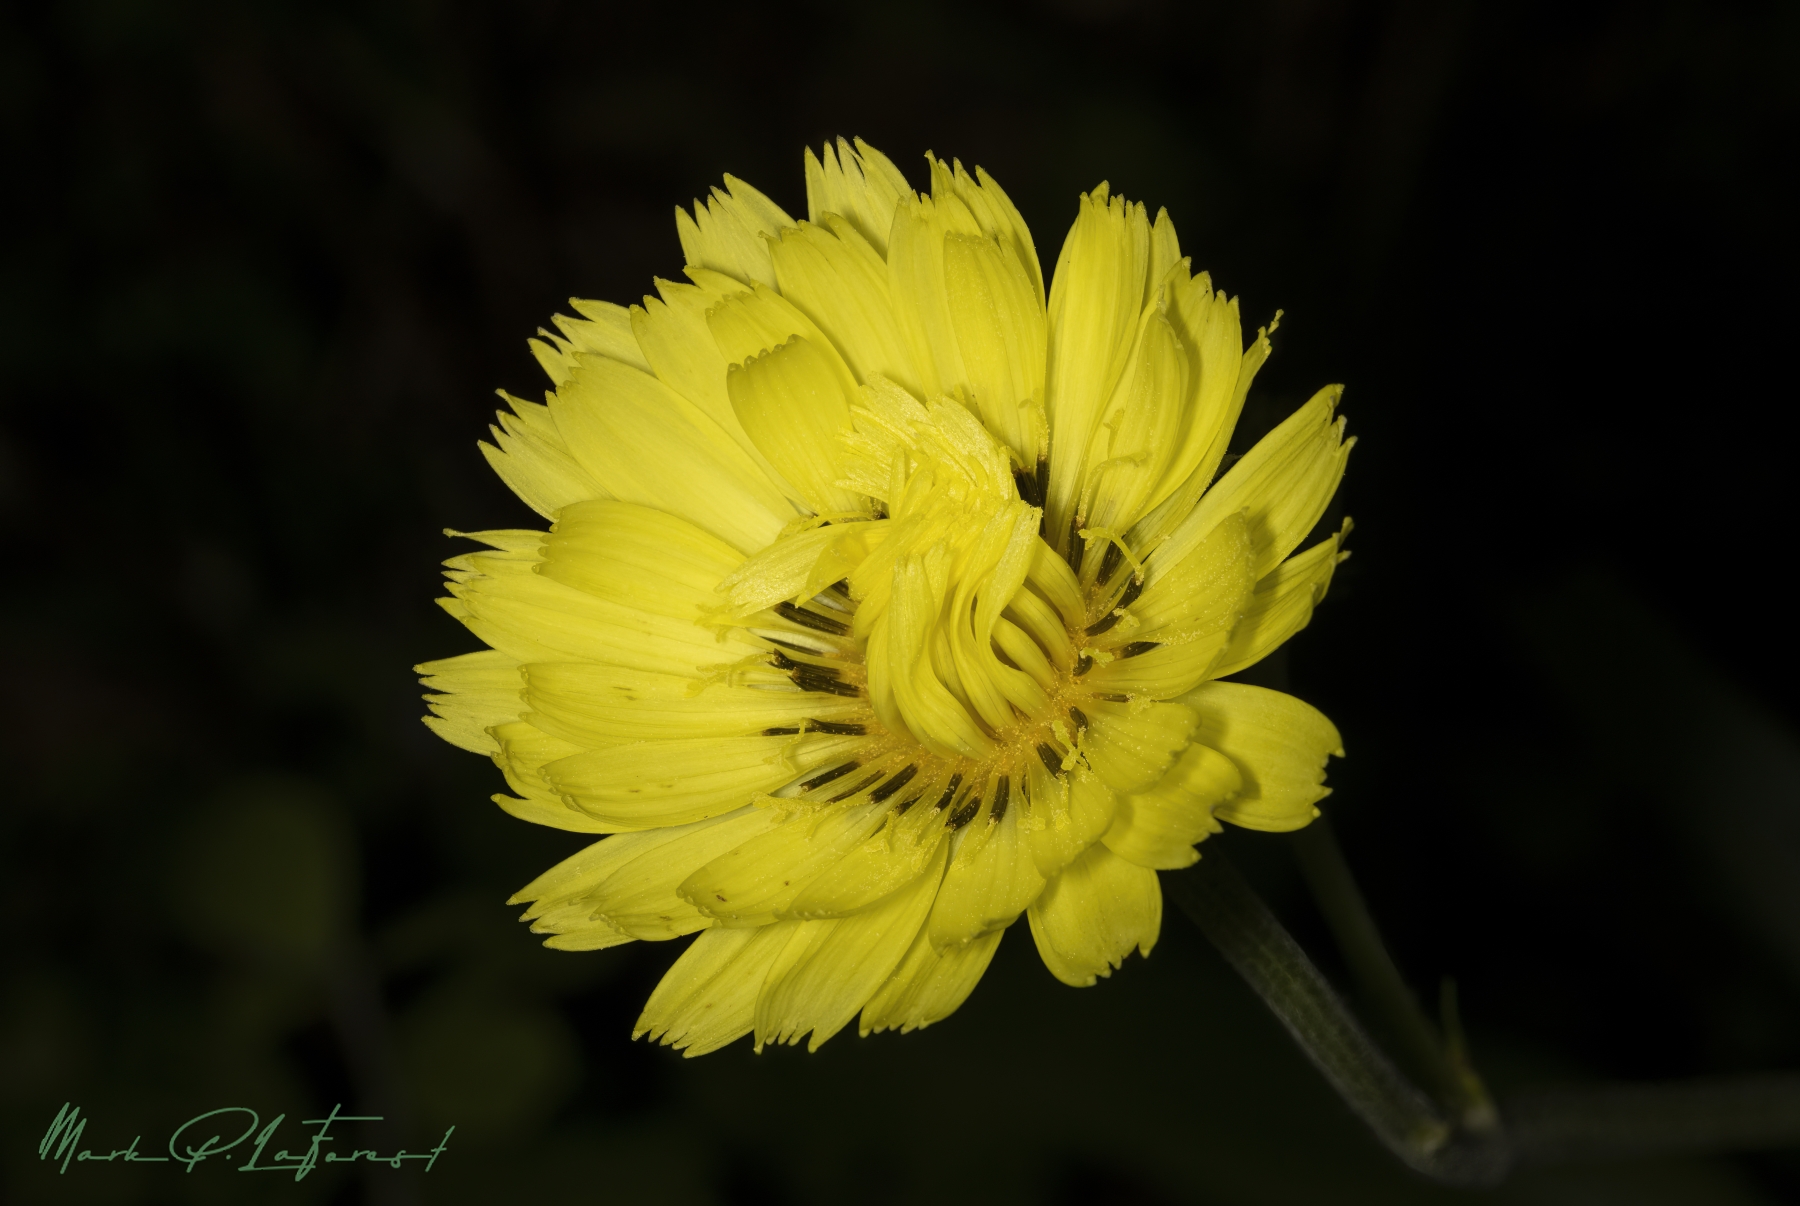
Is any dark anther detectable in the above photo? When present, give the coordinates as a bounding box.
[796,762,859,792]
[870,765,919,803]
[1037,743,1063,775]
[776,601,850,635]
[989,776,1011,822]
[793,669,862,697]
[932,773,964,813]
[1085,611,1122,637]
[829,772,882,802]
[1012,461,1046,510]
[892,796,919,816]
[764,718,865,736]
[1094,693,1129,702]
[947,794,982,829]
[803,719,865,735]
[1074,654,1093,676]
[1065,514,1085,573]
[1069,706,1089,730]
[830,578,851,595]
[1118,641,1158,658]
[1097,541,1124,584]
[1117,575,1145,610]
[764,636,816,654]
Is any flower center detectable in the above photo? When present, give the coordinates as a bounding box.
[720,379,1152,835]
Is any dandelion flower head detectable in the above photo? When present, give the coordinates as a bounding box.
[419,139,1353,1055]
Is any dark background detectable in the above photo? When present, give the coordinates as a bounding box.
[4,0,1799,1202]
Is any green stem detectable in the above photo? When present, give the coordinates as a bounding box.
[1165,852,1513,1186]
[1291,819,1493,1125]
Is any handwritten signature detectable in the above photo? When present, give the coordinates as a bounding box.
[38,1102,453,1180]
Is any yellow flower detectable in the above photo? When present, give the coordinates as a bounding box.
[418,139,1352,1056]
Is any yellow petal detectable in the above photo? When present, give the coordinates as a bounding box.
[927,778,1046,949]
[480,393,608,519]
[1178,681,1343,832]
[754,836,945,1051]
[1126,304,1279,559]
[511,816,746,916]
[706,283,859,390]
[680,797,893,926]
[1077,306,1186,537]
[522,662,866,745]
[860,924,1003,1035]
[1080,701,1196,794]
[1160,384,1352,583]
[1026,842,1161,986]
[885,555,995,760]
[885,190,980,401]
[416,648,524,755]
[442,550,762,676]
[1102,742,1240,869]
[803,137,910,257]
[1044,186,1151,559]
[541,499,743,614]
[629,281,768,466]
[943,158,1044,310]
[727,335,864,515]
[1086,509,1255,699]
[1212,522,1349,679]
[493,790,620,834]
[542,734,865,830]
[943,231,1047,467]
[635,921,803,1056]
[584,808,785,940]
[785,785,952,919]
[1021,758,1117,879]
[491,719,589,805]
[553,356,794,554]
[716,519,888,617]
[557,299,652,373]
[675,175,795,289]
[1145,208,1181,311]
[769,218,921,395]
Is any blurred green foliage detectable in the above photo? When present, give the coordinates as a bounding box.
[1,0,1797,1202]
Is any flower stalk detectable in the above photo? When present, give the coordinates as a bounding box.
[1172,841,1800,1184]
[1291,819,1496,1128]
[1164,851,1513,1186]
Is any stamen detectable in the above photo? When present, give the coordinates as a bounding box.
[764,635,826,654]
[776,601,850,636]
[1086,610,1124,637]
[989,776,1011,822]
[796,762,859,793]
[1036,743,1064,776]
[794,671,862,698]
[932,773,964,813]
[947,792,982,829]
[1116,574,1145,610]
[869,764,918,803]
[762,720,866,736]
[1118,641,1158,659]
[829,772,883,802]
[1069,706,1089,730]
